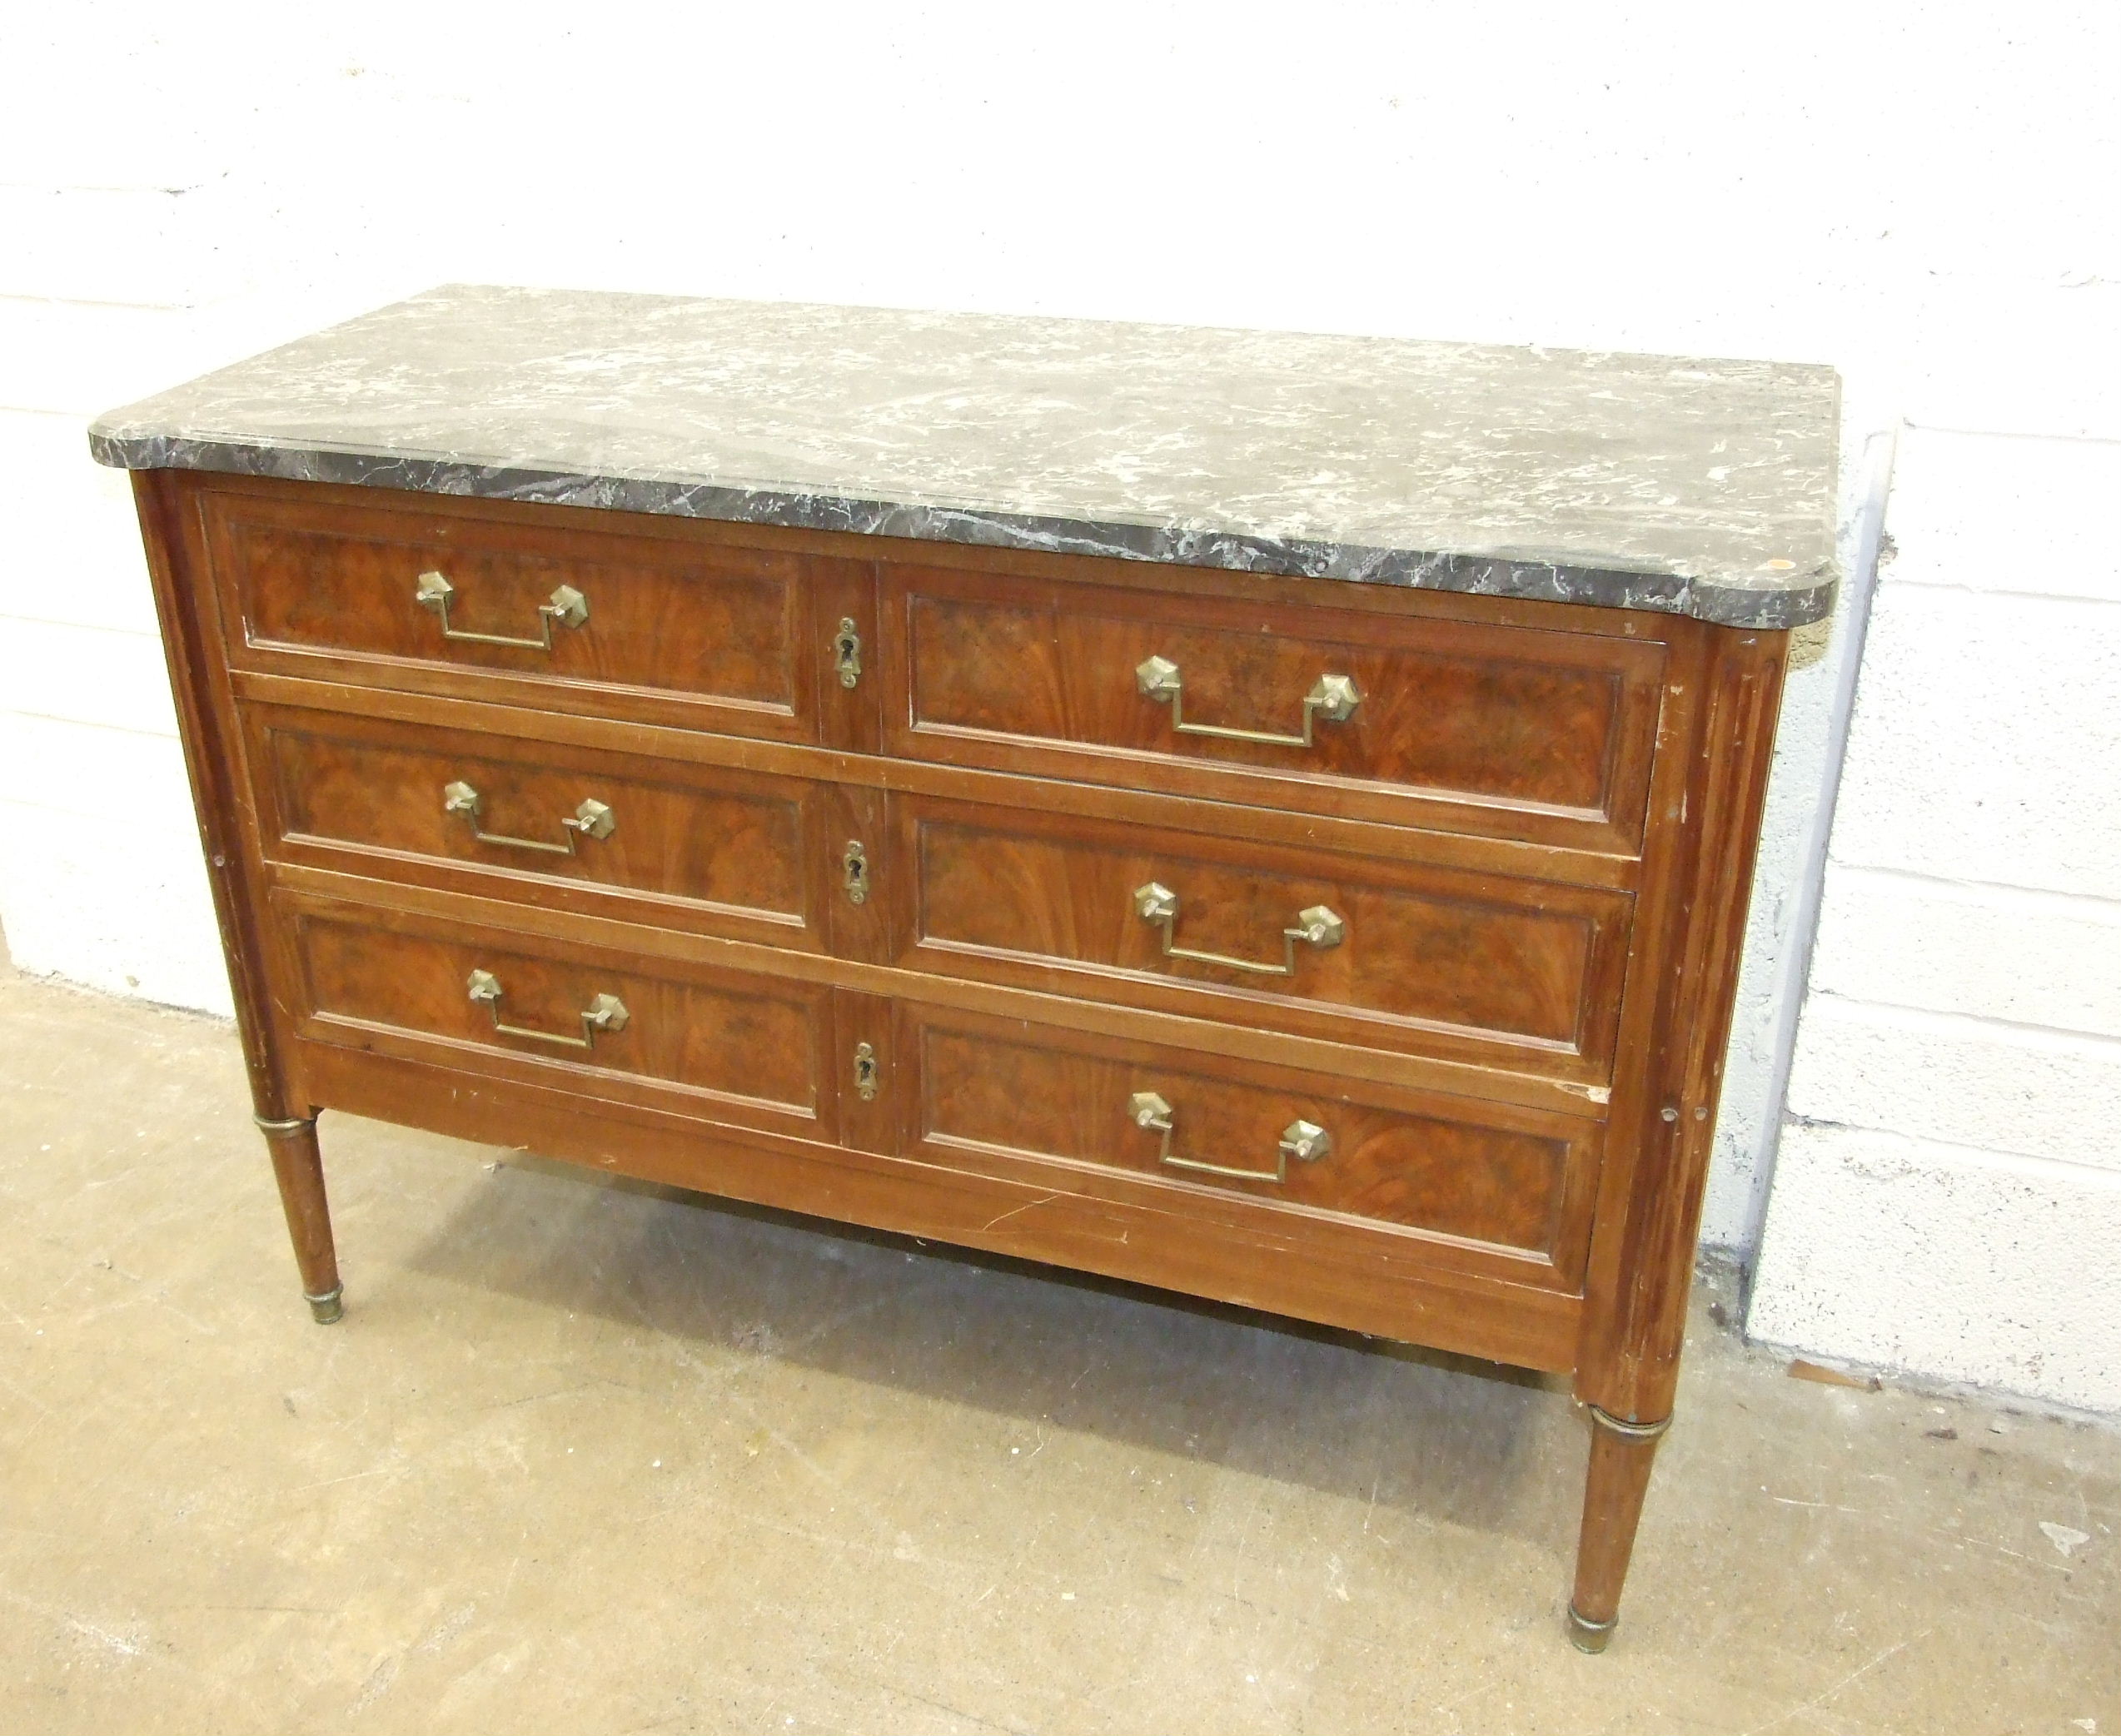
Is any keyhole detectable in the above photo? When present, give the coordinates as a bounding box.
[834,618,863,689]
[843,840,869,905]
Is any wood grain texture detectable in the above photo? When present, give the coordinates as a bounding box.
[131,470,343,1313]
[904,1002,1601,1283]
[895,792,1632,1081]
[262,1121,341,1306]
[1576,626,1790,1423]
[230,668,1646,893]
[1569,1415,1667,1644]
[243,701,830,949]
[127,465,1796,1646]
[131,472,302,1117]
[286,893,834,1142]
[294,1037,1585,1372]
[882,559,1669,853]
[198,478,871,745]
[266,857,1610,1118]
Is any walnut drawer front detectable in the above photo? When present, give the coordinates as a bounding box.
[284,898,834,1142]
[893,794,1631,1081]
[901,1003,1601,1288]
[883,561,1666,852]
[241,704,888,953]
[200,484,869,742]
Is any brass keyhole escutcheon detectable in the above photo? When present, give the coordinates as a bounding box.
[834,618,863,689]
[854,1042,879,1102]
[843,839,869,904]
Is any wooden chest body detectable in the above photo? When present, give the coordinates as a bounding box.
[131,465,1789,1648]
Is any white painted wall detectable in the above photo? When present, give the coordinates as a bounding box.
[3,5,2116,1356]
[1748,427,2121,1413]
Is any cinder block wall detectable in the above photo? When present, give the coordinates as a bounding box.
[1748,430,2121,1412]
[3,8,2117,1399]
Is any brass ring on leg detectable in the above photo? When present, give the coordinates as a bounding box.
[255,1115,339,1322]
[1586,1405,1672,1440]
[1570,1405,1672,1652]
[1566,1605,1618,1653]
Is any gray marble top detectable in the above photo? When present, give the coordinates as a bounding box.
[90,284,1840,627]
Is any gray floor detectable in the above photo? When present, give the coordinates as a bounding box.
[1,960,2114,1735]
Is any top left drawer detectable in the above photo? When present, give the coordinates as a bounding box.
[196,481,874,744]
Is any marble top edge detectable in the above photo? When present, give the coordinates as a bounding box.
[88,283,1843,629]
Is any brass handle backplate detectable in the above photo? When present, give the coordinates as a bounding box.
[1133,882,1344,977]
[1126,1092,1331,1185]
[444,781,615,855]
[1135,654,1359,749]
[834,618,864,689]
[416,569,589,650]
[466,969,629,1051]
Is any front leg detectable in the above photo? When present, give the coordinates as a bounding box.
[256,1113,343,1323]
[1566,1405,1671,1652]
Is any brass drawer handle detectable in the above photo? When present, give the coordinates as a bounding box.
[1127,1092,1331,1185]
[416,568,589,650]
[444,780,615,855]
[466,969,629,1051]
[1136,655,1359,748]
[1133,882,1344,977]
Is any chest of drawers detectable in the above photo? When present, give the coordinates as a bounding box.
[93,286,1839,1651]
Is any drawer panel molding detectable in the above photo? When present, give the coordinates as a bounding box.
[896,794,1633,1079]
[202,485,874,744]
[243,704,878,953]
[285,898,835,1139]
[884,561,1668,851]
[903,1002,1603,1287]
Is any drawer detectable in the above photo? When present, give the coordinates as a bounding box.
[899,1004,1601,1288]
[199,482,873,743]
[891,794,1631,1081]
[282,898,835,1142]
[241,704,885,956]
[880,560,1667,851]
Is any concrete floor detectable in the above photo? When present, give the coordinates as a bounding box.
[1,963,2114,1735]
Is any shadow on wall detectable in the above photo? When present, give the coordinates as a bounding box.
[388,1145,1576,1548]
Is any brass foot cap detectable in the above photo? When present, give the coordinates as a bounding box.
[305,1287,344,1326]
[1566,1605,1616,1654]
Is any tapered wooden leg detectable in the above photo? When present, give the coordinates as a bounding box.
[256,1114,343,1323]
[1566,1405,1671,1652]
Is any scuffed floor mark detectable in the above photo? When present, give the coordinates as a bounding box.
[2041,1521,2092,1558]
[351,1651,400,1714]
[1326,1552,1352,1603]
[1770,1495,1863,1514]
[0,1585,150,1666]
[66,1612,147,1659]
[413,1601,479,1654]
[1736,1631,1926,1736]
